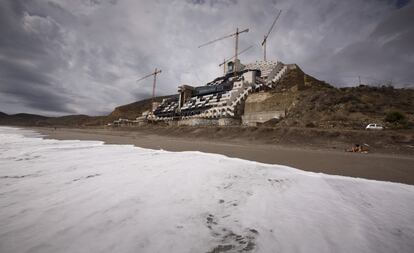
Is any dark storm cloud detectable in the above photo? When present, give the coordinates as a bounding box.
[320,3,414,86]
[0,0,75,115]
[0,58,75,113]
[0,0,413,116]
[1,80,75,113]
[395,0,411,8]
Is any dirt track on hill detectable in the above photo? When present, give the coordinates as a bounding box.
[32,127,414,185]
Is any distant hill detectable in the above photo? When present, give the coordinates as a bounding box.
[0,95,176,127]
[37,115,103,127]
[0,113,48,126]
[0,113,106,127]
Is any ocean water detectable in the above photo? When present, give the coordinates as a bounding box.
[0,126,413,253]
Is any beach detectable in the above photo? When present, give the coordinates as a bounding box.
[33,127,414,185]
[1,126,413,253]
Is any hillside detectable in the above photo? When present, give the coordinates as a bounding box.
[0,113,107,127]
[109,95,177,119]
[0,113,48,126]
[36,115,109,127]
[250,65,414,130]
[0,95,176,127]
[283,84,414,129]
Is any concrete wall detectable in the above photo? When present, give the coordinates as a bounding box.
[167,117,241,127]
[218,118,241,126]
[242,91,297,126]
[242,71,256,84]
[242,111,285,126]
[177,118,219,126]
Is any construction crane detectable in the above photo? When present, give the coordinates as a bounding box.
[219,45,253,74]
[199,28,249,73]
[261,9,282,62]
[136,68,162,111]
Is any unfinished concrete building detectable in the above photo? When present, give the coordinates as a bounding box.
[150,59,290,126]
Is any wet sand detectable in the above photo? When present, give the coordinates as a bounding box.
[33,127,414,185]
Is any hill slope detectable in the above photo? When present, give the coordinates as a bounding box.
[0,113,48,126]
[252,65,414,129]
[109,95,176,119]
[0,113,107,127]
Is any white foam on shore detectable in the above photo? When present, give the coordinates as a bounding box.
[0,126,413,253]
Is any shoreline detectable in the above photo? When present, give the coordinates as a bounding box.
[29,126,414,185]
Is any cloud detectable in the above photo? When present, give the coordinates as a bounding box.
[0,0,75,115]
[0,0,412,116]
[320,2,414,87]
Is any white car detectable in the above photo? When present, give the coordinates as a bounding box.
[365,123,383,130]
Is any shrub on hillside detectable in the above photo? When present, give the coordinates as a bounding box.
[385,111,405,123]
[305,122,316,128]
[338,94,360,104]
[385,111,409,129]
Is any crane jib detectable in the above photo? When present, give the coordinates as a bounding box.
[198,28,249,48]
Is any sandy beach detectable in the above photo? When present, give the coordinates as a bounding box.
[32,127,414,185]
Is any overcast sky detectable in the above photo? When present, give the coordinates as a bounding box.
[0,0,413,116]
